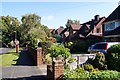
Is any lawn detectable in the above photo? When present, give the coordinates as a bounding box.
[0,48,20,66]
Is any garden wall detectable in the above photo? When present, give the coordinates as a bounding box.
[28,46,42,66]
[71,54,96,69]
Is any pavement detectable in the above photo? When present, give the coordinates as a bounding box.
[0,49,48,80]
[1,66,47,80]
[0,48,12,55]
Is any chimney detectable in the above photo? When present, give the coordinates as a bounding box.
[118,1,120,5]
[94,15,100,21]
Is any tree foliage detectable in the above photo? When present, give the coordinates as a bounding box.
[66,19,80,28]
[49,44,71,60]
[20,14,49,47]
[1,14,51,47]
[1,16,20,47]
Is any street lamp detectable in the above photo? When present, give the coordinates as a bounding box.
[14,31,19,53]
[14,31,17,41]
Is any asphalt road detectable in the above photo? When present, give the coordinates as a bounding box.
[0,48,12,55]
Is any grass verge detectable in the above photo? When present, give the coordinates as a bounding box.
[0,48,20,66]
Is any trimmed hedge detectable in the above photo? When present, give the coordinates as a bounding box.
[64,68,120,79]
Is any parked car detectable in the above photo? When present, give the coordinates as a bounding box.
[88,42,120,54]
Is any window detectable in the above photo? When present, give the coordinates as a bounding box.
[105,22,115,31]
[96,28,101,33]
[105,21,120,31]
[115,21,120,28]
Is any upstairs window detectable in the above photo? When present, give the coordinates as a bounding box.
[105,22,115,31]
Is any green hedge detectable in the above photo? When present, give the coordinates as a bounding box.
[64,69,120,79]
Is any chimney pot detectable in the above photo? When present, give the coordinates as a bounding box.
[94,15,100,21]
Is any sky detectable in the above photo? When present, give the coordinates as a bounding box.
[1,1,120,29]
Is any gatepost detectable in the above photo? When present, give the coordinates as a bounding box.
[47,60,64,80]
[36,47,42,66]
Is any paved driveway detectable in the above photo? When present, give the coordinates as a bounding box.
[0,48,12,55]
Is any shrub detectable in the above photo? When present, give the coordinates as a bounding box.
[83,64,94,72]
[89,70,119,79]
[49,44,71,60]
[45,53,52,64]
[107,44,120,53]
[64,69,120,79]
[107,44,120,71]
[91,52,107,70]
[41,41,53,56]
[67,57,76,63]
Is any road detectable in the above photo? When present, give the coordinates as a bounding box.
[0,48,12,55]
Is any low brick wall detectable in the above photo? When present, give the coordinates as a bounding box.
[47,60,64,80]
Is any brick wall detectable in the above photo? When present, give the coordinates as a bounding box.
[47,60,64,80]
[27,46,43,66]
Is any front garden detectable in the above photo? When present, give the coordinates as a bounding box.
[64,44,120,79]
[28,39,120,79]
[44,43,120,79]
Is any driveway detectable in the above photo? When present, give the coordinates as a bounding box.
[0,48,12,55]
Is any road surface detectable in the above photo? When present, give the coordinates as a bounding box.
[0,48,12,55]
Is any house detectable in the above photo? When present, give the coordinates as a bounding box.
[103,5,120,42]
[60,15,106,52]
[80,15,105,38]
[50,26,64,43]
[56,26,64,35]
[62,15,105,44]
[50,29,55,35]
[60,24,81,43]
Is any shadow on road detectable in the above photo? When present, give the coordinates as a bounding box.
[14,50,35,66]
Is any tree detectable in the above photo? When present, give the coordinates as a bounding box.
[66,19,80,28]
[0,16,20,47]
[41,25,52,37]
[20,14,49,47]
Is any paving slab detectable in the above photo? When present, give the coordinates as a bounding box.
[1,66,47,79]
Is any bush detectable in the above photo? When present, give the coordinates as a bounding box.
[91,52,107,70]
[49,44,71,60]
[107,44,120,53]
[45,53,52,64]
[64,69,120,79]
[107,44,120,71]
[67,57,76,63]
[41,41,53,56]
[83,64,94,72]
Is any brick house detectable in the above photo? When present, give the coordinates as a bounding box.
[103,5,120,42]
[50,29,55,35]
[62,15,105,43]
[60,24,81,43]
